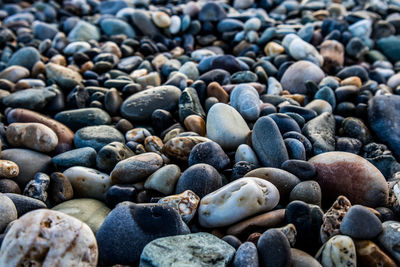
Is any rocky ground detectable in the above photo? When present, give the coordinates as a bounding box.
[0,0,399,266]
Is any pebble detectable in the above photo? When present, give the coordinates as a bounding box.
[140,232,235,266]
[0,209,98,266]
[0,179,21,194]
[257,228,291,267]
[163,136,211,161]
[378,221,400,262]
[340,204,382,239]
[289,181,321,206]
[110,152,163,184]
[96,142,134,172]
[23,172,50,202]
[206,103,250,151]
[233,242,259,267]
[7,47,40,71]
[230,84,261,121]
[354,240,397,267]
[96,202,189,265]
[0,160,19,179]
[0,193,17,232]
[45,63,82,90]
[144,164,181,195]
[63,166,111,201]
[48,172,74,205]
[188,141,230,171]
[55,108,111,131]
[309,152,388,207]
[52,198,110,234]
[303,112,336,155]
[52,147,97,169]
[74,125,125,151]
[315,235,356,267]
[5,193,47,217]
[252,116,289,168]
[158,190,200,223]
[198,177,280,228]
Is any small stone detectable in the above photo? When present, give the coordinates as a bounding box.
[52,198,110,234]
[287,35,323,66]
[188,141,230,171]
[74,125,124,151]
[125,128,152,143]
[63,166,111,201]
[52,147,97,169]
[68,20,100,41]
[23,172,50,202]
[184,115,206,136]
[289,181,321,206]
[151,11,171,28]
[302,112,335,155]
[140,232,235,266]
[315,235,356,267]
[45,63,82,90]
[264,42,285,56]
[96,142,134,172]
[230,84,260,121]
[233,242,259,267]
[320,40,344,73]
[354,240,397,267]
[100,18,135,38]
[0,160,19,178]
[110,152,163,184]
[340,205,382,239]
[235,144,259,166]
[198,177,280,228]
[257,228,292,267]
[0,193,17,232]
[0,66,30,83]
[252,116,289,168]
[144,164,181,195]
[0,209,98,266]
[281,159,315,180]
[0,179,21,194]
[48,172,74,205]
[175,163,222,198]
[158,190,200,223]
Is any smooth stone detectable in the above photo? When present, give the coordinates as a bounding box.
[198,177,280,228]
[226,209,285,238]
[68,20,100,41]
[289,181,321,206]
[281,160,316,180]
[96,202,189,265]
[199,69,231,85]
[235,144,259,166]
[388,73,400,89]
[6,122,58,153]
[337,66,368,82]
[188,141,230,171]
[354,240,397,267]
[288,36,323,66]
[369,95,400,160]
[184,115,206,136]
[33,21,58,40]
[206,103,250,151]
[378,221,400,262]
[0,66,29,83]
[233,242,259,267]
[0,193,17,232]
[74,125,124,151]
[5,193,47,216]
[48,172,74,205]
[178,87,206,121]
[52,198,110,234]
[304,99,332,115]
[340,205,382,239]
[2,149,51,188]
[175,163,222,198]
[158,190,200,223]
[252,116,289,168]
[100,18,135,38]
[45,63,82,90]
[291,248,322,267]
[23,172,50,202]
[0,179,21,194]
[110,152,163,184]
[152,11,171,28]
[268,113,301,135]
[96,142,134,172]
[144,164,181,195]
[245,168,300,202]
[55,108,111,131]
[257,228,291,267]
[342,117,372,144]
[131,10,159,38]
[7,108,74,153]
[230,84,260,121]
[121,86,181,122]
[3,87,57,110]
[163,136,211,161]
[198,2,226,22]
[282,132,313,155]
[0,209,97,266]
[63,166,111,201]
[140,232,235,267]
[377,36,400,62]
[315,235,356,267]
[302,112,335,155]
[52,147,97,169]
[7,47,40,71]
[179,62,199,80]
[280,61,324,94]
[309,152,388,207]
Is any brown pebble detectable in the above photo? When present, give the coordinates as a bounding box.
[341,76,362,88]
[264,41,285,56]
[144,136,164,153]
[125,128,152,143]
[0,160,19,178]
[162,136,211,161]
[320,40,344,74]
[116,119,133,134]
[0,179,21,194]
[247,232,262,245]
[32,61,46,78]
[81,61,93,73]
[50,54,67,66]
[184,115,206,136]
[207,82,229,103]
[354,240,397,267]
[49,172,74,205]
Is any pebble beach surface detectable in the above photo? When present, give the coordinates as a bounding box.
[0,0,399,266]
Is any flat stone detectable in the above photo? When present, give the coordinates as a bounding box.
[280,61,324,94]
[74,125,124,151]
[45,63,83,90]
[52,147,97,169]
[55,108,111,131]
[140,232,235,266]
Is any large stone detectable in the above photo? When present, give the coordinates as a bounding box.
[74,125,124,151]
[198,177,280,228]
[55,108,111,131]
[280,61,324,94]
[309,152,388,207]
[140,232,235,266]
[45,63,83,90]
[121,86,181,122]
[7,47,40,71]
[369,95,400,160]
[206,103,250,151]
[0,209,98,266]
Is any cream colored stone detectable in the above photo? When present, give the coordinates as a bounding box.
[0,160,19,178]
[0,209,98,267]
[63,166,111,201]
[315,235,356,267]
[158,190,200,223]
[198,177,280,228]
